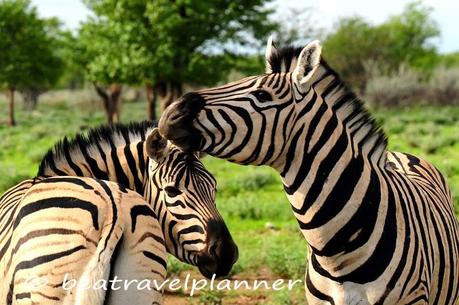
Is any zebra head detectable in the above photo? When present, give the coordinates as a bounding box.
[145,128,238,278]
[159,38,325,167]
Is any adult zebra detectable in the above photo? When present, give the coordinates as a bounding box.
[36,123,238,278]
[159,39,459,305]
[0,176,167,305]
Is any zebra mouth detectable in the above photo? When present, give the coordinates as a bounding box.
[164,132,203,153]
[196,241,239,279]
[158,93,204,152]
[197,257,219,279]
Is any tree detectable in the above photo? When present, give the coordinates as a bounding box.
[381,1,439,72]
[439,52,459,68]
[83,0,277,121]
[20,17,67,110]
[77,19,136,123]
[323,1,440,91]
[0,0,63,125]
[323,17,387,91]
[54,29,86,90]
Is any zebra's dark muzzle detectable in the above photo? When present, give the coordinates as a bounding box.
[159,92,204,152]
[197,220,239,279]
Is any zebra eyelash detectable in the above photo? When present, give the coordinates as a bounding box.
[164,185,182,197]
[251,90,272,102]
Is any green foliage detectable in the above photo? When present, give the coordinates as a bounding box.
[265,233,307,278]
[54,31,86,89]
[77,19,138,85]
[0,0,63,91]
[323,1,439,90]
[379,1,439,72]
[80,0,277,87]
[230,55,265,78]
[195,290,224,305]
[167,254,192,276]
[323,16,386,91]
[266,286,304,305]
[438,52,459,68]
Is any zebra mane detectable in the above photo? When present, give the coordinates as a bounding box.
[268,45,388,162]
[267,45,303,73]
[37,121,157,176]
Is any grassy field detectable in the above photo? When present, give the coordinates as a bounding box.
[1,92,458,304]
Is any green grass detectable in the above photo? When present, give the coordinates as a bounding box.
[1,95,459,304]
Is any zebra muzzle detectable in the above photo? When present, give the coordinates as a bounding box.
[159,92,204,152]
[196,220,239,279]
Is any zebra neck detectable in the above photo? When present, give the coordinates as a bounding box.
[278,105,389,258]
[40,141,149,194]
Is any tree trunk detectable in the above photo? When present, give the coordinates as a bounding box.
[6,87,15,126]
[146,84,157,121]
[94,83,122,124]
[22,88,41,111]
[109,84,122,123]
[159,81,182,113]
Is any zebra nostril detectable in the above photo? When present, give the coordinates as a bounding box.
[208,240,219,257]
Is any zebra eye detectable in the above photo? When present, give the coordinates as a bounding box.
[164,186,182,197]
[252,90,272,102]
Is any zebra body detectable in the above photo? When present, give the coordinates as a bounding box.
[0,176,166,305]
[159,39,459,305]
[37,123,238,278]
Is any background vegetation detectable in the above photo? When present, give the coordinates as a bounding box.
[1,0,459,304]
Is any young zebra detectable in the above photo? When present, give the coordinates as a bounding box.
[0,176,167,305]
[37,123,238,278]
[159,39,459,305]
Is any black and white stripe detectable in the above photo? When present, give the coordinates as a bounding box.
[0,176,166,305]
[159,39,459,305]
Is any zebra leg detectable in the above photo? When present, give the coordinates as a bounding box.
[104,190,167,305]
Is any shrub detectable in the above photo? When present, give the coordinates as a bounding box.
[365,66,459,107]
[265,235,307,278]
[219,191,291,221]
[166,255,192,277]
[218,171,278,197]
[365,66,426,107]
[428,67,459,105]
[195,290,224,305]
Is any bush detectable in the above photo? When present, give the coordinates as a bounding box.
[195,290,224,305]
[218,171,278,197]
[428,67,459,105]
[365,66,459,107]
[365,66,426,107]
[219,191,291,221]
[265,235,307,278]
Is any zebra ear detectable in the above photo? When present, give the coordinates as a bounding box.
[265,35,278,73]
[146,128,168,162]
[292,40,322,90]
